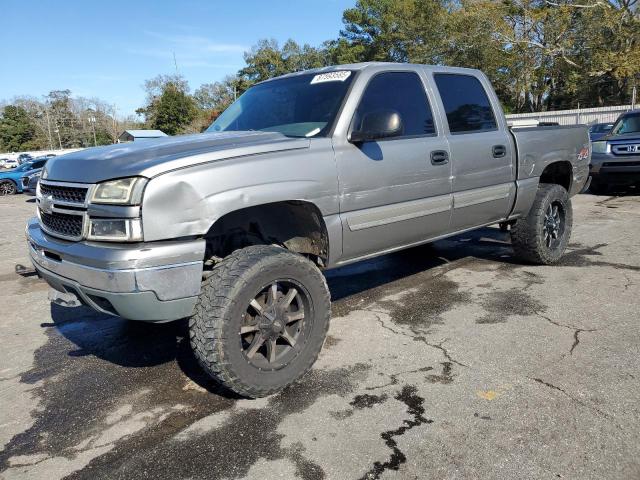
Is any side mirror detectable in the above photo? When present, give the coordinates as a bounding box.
[349,110,403,143]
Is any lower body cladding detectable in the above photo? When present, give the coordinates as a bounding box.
[26,218,205,322]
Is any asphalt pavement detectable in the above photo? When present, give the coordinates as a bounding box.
[0,192,639,480]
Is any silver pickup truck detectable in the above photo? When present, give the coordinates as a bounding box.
[27,63,590,397]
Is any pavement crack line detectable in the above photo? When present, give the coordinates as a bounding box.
[354,309,469,368]
[365,366,434,391]
[535,312,597,356]
[412,335,468,367]
[529,377,621,429]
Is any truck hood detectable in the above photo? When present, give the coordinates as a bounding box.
[44,131,310,183]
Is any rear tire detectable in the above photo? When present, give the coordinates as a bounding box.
[189,245,331,398]
[0,180,17,196]
[511,184,572,265]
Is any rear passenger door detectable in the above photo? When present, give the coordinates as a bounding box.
[433,73,515,232]
[335,70,452,261]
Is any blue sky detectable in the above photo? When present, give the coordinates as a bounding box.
[0,0,355,116]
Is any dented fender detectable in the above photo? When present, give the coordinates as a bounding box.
[141,138,341,243]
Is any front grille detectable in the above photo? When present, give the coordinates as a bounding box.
[40,211,84,238]
[612,144,640,155]
[39,183,88,204]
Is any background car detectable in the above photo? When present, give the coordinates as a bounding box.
[590,111,640,194]
[2,158,19,169]
[0,158,48,195]
[589,122,614,141]
[22,170,42,195]
[17,153,33,165]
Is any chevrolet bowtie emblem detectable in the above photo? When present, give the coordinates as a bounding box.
[40,194,54,214]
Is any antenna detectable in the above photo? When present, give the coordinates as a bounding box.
[173,52,178,73]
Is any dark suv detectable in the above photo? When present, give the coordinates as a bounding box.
[590,110,640,193]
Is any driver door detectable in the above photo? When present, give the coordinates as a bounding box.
[334,70,453,261]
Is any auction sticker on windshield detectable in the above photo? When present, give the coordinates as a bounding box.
[310,71,352,84]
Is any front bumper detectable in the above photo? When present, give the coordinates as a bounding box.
[590,153,640,185]
[26,218,205,322]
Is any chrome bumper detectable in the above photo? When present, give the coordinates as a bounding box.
[26,218,205,322]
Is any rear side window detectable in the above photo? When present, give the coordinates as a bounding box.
[354,72,435,137]
[434,74,497,133]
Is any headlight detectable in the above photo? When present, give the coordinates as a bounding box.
[91,177,147,205]
[87,218,143,242]
[28,172,41,181]
[591,141,608,154]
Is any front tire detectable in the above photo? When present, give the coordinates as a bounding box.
[511,184,572,265]
[190,245,331,398]
[0,180,17,196]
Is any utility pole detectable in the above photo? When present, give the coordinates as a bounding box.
[54,118,62,150]
[44,108,54,150]
[173,52,178,73]
[632,81,637,111]
[88,112,97,147]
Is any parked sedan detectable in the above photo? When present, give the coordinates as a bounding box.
[589,122,614,141]
[0,158,48,195]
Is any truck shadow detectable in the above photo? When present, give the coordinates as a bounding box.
[47,304,235,396]
[46,226,513,395]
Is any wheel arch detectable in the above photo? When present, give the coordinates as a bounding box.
[203,200,330,266]
[539,161,573,192]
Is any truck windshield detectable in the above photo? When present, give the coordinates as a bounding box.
[207,71,355,138]
[611,112,640,135]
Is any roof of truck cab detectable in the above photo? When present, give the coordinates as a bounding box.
[259,62,483,83]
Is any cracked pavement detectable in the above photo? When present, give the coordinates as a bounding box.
[1,192,639,479]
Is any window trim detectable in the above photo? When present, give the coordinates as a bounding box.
[433,72,499,136]
[348,70,439,142]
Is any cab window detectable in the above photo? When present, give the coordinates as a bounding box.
[353,72,436,137]
[434,74,497,134]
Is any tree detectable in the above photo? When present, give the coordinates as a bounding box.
[136,74,197,134]
[193,78,236,112]
[150,83,197,135]
[239,39,329,83]
[0,105,37,151]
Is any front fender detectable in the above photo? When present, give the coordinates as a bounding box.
[141,141,339,242]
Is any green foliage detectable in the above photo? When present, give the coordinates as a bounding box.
[137,75,197,135]
[150,83,197,136]
[331,0,639,112]
[239,39,329,83]
[0,105,37,152]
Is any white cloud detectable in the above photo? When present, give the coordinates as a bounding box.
[125,31,247,70]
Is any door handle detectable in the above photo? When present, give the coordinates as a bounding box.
[430,150,449,165]
[492,145,507,158]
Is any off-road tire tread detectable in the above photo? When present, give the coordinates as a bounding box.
[510,183,572,265]
[190,245,331,398]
